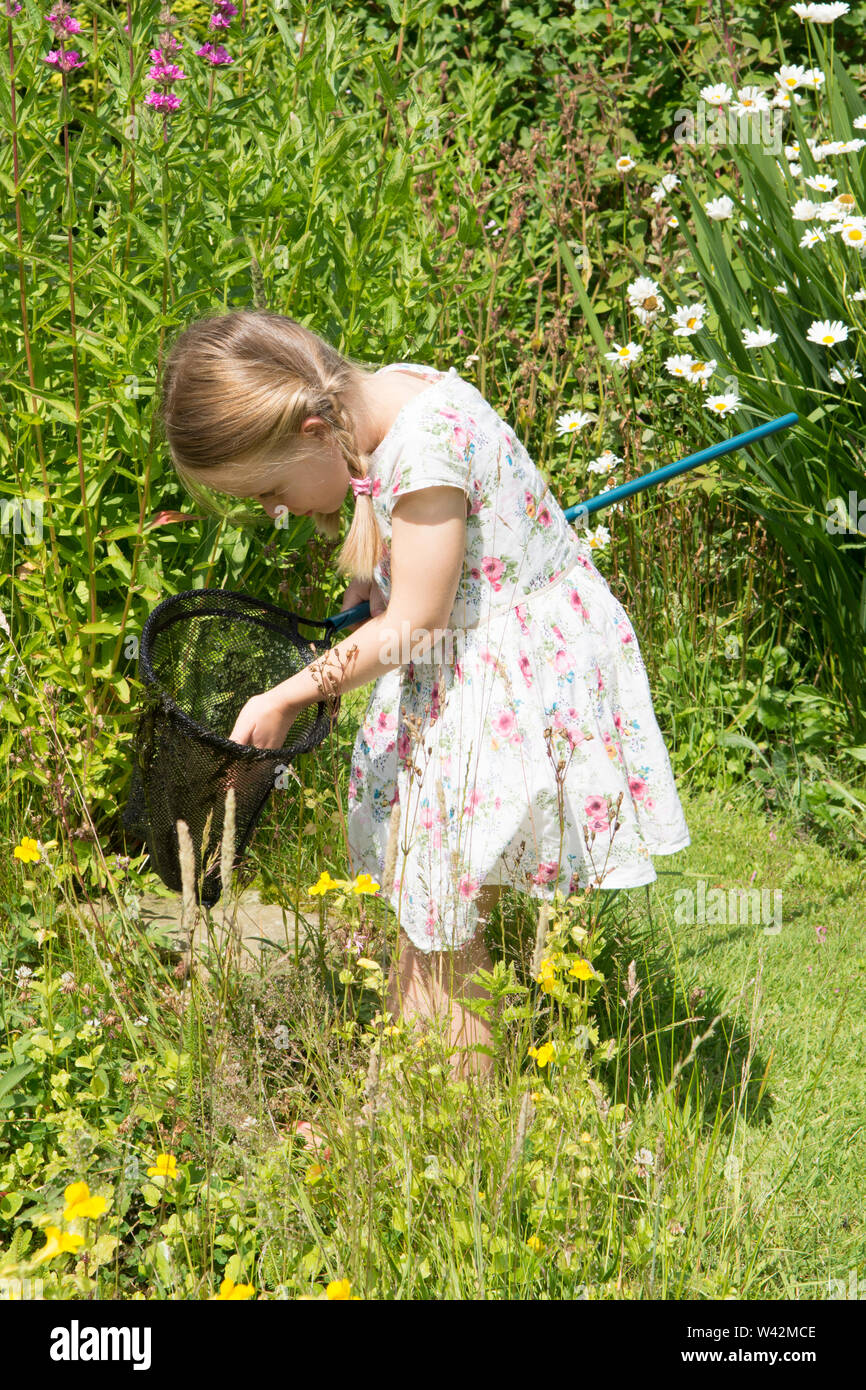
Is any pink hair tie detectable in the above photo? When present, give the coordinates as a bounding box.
[351,475,372,499]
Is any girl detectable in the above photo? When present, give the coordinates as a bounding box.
[159,309,691,1080]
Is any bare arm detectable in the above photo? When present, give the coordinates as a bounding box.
[229,487,467,748]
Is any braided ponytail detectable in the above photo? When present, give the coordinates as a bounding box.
[315,391,383,582]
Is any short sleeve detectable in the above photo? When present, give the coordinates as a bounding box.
[384,407,474,518]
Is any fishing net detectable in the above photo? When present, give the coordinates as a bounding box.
[122,588,338,908]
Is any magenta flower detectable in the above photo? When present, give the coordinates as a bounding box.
[492,709,520,743]
[628,775,647,800]
[209,0,238,27]
[43,48,86,71]
[147,62,187,82]
[47,5,81,33]
[6,0,23,14]
[196,41,233,64]
[532,861,559,885]
[518,652,533,687]
[458,874,479,901]
[481,556,505,590]
[145,90,182,110]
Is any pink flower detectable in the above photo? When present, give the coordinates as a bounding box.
[377,710,396,732]
[47,6,81,33]
[145,90,181,109]
[455,660,463,682]
[569,587,588,618]
[6,1,23,14]
[532,861,559,885]
[469,481,484,514]
[518,653,533,687]
[481,556,505,590]
[371,476,382,498]
[419,807,435,829]
[43,48,85,71]
[196,42,233,64]
[492,709,517,740]
[617,621,633,644]
[553,649,572,675]
[515,603,530,635]
[469,567,481,581]
[397,730,411,764]
[584,795,610,832]
[458,874,479,900]
[464,788,483,815]
[628,775,647,800]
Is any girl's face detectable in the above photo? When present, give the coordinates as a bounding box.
[230,420,351,518]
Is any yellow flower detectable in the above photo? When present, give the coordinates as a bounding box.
[33,1225,85,1264]
[350,873,380,895]
[146,1153,177,1180]
[63,1181,107,1222]
[326,1278,361,1300]
[13,836,41,864]
[305,1163,324,1185]
[568,958,595,981]
[215,1277,255,1300]
[580,1131,594,1144]
[526,1235,544,1254]
[536,957,558,990]
[308,871,346,896]
[528,1042,555,1068]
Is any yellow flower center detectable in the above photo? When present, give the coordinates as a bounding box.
[822,334,835,343]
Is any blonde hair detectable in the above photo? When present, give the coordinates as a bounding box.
[156,309,383,580]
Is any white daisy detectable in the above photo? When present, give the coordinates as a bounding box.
[775,64,807,90]
[806,318,849,346]
[555,410,596,436]
[791,2,850,21]
[650,172,680,203]
[801,68,826,89]
[742,326,779,348]
[732,87,771,115]
[800,228,826,247]
[671,302,707,336]
[829,363,862,382]
[705,194,735,220]
[854,116,866,130]
[775,283,789,294]
[837,219,866,250]
[684,357,717,383]
[616,155,636,172]
[773,88,805,108]
[665,354,694,378]
[587,450,623,475]
[587,523,611,549]
[816,201,847,222]
[703,393,740,416]
[626,275,661,304]
[791,198,821,220]
[667,216,679,228]
[700,83,733,105]
[852,288,866,301]
[837,138,866,154]
[785,143,801,160]
[789,163,803,176]
[833,193,858,211]
[805,174,839,192]
[604,341,642,365]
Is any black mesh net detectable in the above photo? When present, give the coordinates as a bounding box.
[122,588,337,908]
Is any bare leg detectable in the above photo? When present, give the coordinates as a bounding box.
[385,886,501,1082]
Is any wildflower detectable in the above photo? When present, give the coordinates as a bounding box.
[536,957,558,990]
[805,174,839,193]
[634,1147,655,1169]
[801,68,826,89]
[587,450,623,475]
[60,971,76,994]
[806,318,849,346]
[684,357,716,383]
[528,1041,556,1068]
[43,48,86,72]
[705,195,734,220]
[665,354,694,378]
[555,410,595,436]
[836,219,866,250]
[742,326,779,348]
[215,1277,255,1299]
[775,64,808,90]
[731,87,770,116]
[791,198,821,221]
[855,116,866,130]
[308,870,347,896]
[627,275,663,323]
[305,1163,324,1185]
[833,193,857,211]
[775,283,789,294]
[326,1278,361,1300]
[604,341,642,366]
[32,1226,85,1264]
[13,836,41,864]
[853,289,866,300]
[63,1182,107,1222]
[700,83,733,105]
[587,524,611,549]
[703,393,740,417]
[568,958,595,981]
[667,216,679,229]
[134,1015,149,1026]
[196,42,233,65]
[350,873,380,895]
[615,155,636,172]
[146,1152,178,1180]
[791,2,850,21]
[526,1235,544,1254]
[829,363,862,382]
[671,302,706,336]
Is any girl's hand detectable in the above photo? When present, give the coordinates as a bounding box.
[229,690,299,750]
[340,577,386,627]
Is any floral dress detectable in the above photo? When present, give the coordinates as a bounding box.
[346,362,691,953]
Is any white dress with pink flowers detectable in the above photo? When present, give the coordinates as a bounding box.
[345,362,691,953]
